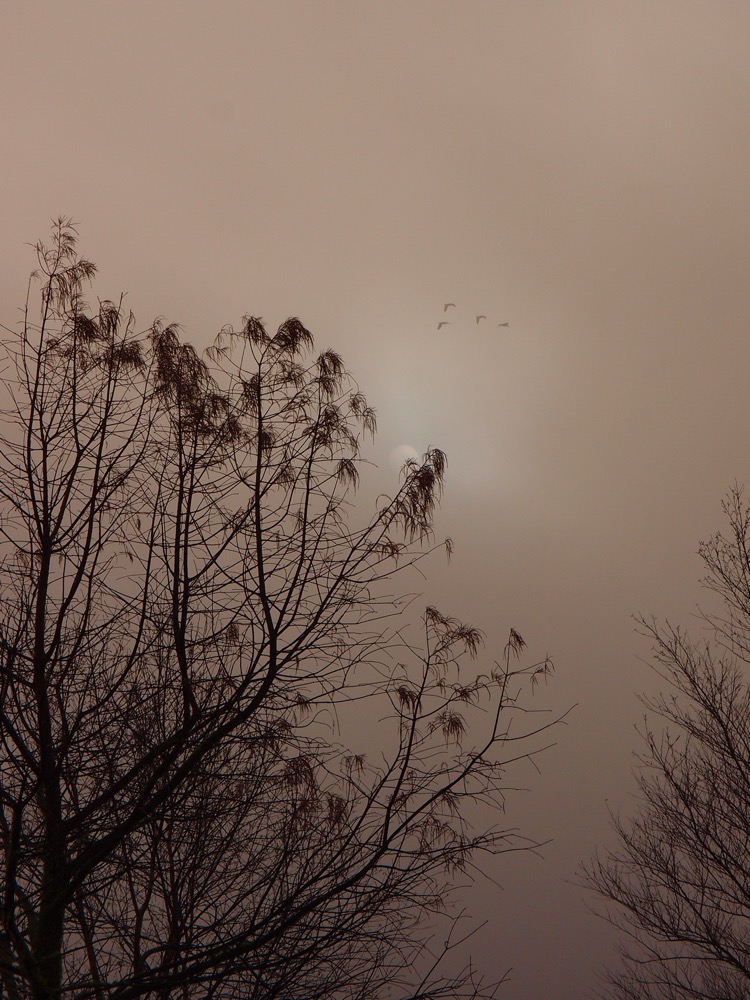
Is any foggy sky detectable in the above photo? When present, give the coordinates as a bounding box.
[4,3,750,996]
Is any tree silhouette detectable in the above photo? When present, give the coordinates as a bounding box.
[585,486,750,1000]
[0,220,555,1000]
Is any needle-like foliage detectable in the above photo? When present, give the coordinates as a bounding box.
[0,220,556,1000]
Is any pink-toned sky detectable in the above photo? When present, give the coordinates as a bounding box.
[4,3,750,996]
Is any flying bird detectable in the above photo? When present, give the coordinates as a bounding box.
[437,321,451,330]
[475,315,487,324]
[498,322,510,327]
[443,302,456,311]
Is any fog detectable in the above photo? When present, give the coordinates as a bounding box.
[4,3,750,995]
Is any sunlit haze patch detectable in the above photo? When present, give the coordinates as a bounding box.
[388,442,421,472]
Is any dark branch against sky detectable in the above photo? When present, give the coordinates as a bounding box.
[3,3,750,996]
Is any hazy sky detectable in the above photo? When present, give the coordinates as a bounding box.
[5,3,750,996]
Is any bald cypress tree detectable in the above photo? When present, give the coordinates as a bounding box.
[0,220,555,1000]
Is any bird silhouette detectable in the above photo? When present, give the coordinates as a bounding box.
[437,321,451,330]
[443,302,456,311]
[498,322,510,327]
[475,315,487,324]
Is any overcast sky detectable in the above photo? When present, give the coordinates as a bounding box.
[4,3,750,996]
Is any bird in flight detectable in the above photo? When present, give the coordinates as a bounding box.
[437,321,451,330]
[498,322,510,327]
[443,302,456,311]
[475,315,487,324]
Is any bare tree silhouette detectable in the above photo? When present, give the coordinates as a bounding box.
[585,485,750,1000]
[0,220,557,1000]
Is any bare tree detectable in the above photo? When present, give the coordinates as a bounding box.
[585,486,750,1000]
[0,220,556,1000]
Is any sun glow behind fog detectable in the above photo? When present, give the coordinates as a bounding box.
[388,443,422,473]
